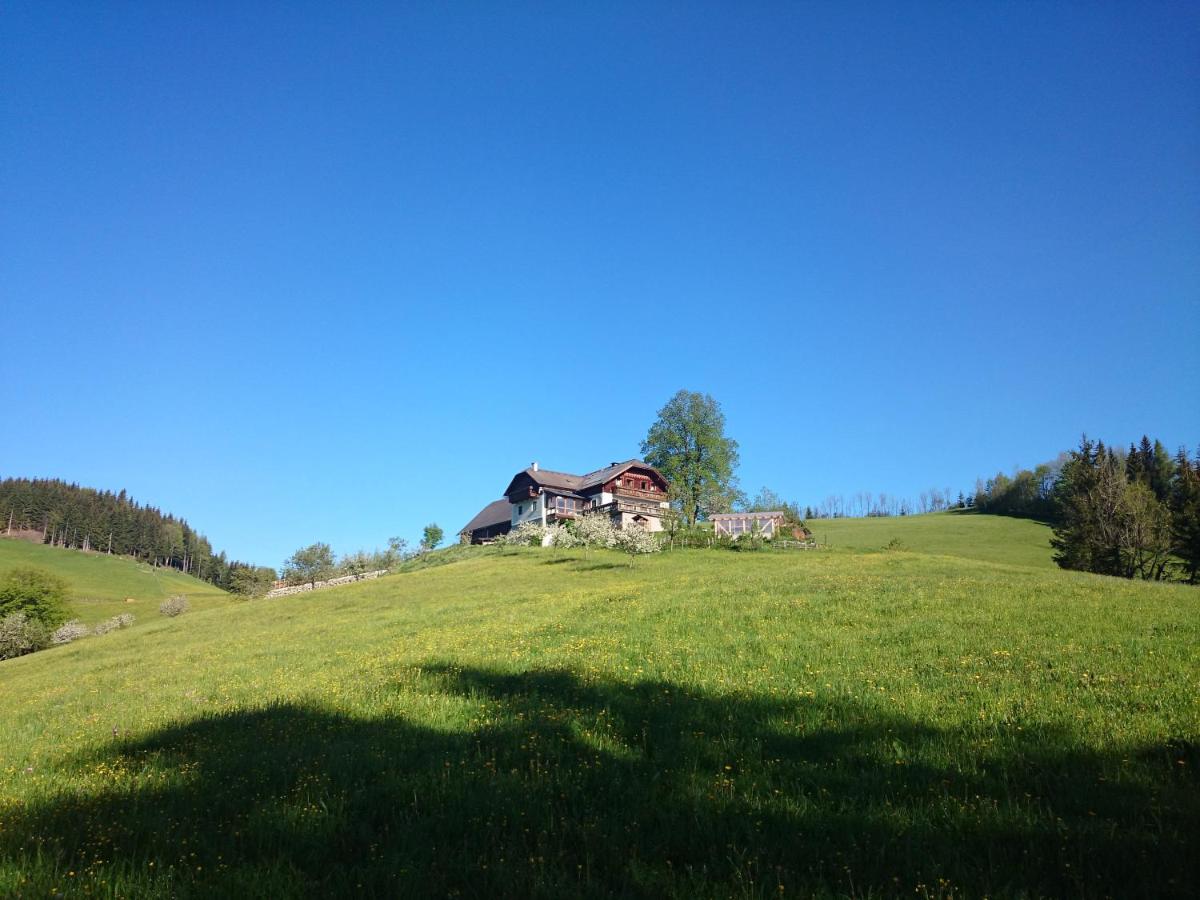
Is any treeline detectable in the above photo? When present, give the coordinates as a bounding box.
[0,478,269,590]
[974,437,1199,584]
[1051,437,1199,583]
[800,489,966,520]
[972,460,1063,521]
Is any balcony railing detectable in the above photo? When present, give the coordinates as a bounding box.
[613,486,663,502]
[547,498,667,520]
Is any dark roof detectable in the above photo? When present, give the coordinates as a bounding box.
[505,459,664,498]
[459,499,512,535]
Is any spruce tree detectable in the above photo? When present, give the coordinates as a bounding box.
[1125,442,1143,485]
[1171,448,1200,584]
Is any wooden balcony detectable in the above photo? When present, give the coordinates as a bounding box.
[613,486,663,502]
[610,498,666,517]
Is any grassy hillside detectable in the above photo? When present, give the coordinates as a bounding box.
[0,539,231,625]
[810,509,1055,568]
[0,522,1196,897]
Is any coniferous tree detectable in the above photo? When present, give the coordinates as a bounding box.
[0,478,262,588]
[1125,441,1144,485]
[1149,439,1174,503]
[1171,448,1200,584]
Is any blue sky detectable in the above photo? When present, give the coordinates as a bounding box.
[3,2,1197,568]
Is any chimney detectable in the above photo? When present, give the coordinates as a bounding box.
[531,461,539,472]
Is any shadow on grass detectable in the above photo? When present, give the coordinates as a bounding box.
[2,667,1195,898]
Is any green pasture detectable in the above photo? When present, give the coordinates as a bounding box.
[0,515,1196,897]
[0,539,231,626]
[810,509,1055,569]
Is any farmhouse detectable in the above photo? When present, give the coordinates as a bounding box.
[460,459,671,544]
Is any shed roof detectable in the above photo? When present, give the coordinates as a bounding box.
[459,499,512,535]
[708,511,788,520]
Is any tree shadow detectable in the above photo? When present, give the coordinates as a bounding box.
[1,666,1194,898]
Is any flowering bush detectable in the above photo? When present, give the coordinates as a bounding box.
[159,595,189,618]
[0,612,51,659]
[51,620,90,645]
[575,513,617,550]
[614,522,662,565]
[548,524,581,549]
[506,522,547,547]
[94,612,136,636]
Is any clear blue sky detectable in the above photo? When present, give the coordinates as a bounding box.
[3,2,1197,568]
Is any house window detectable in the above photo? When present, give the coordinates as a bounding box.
[517,504,523,515]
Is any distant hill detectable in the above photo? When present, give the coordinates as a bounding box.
[0,538,231,626]
[0,477,260,588]
[806,509,1054,569]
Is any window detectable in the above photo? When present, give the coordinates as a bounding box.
[517,504,523,515]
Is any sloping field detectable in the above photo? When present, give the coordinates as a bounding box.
[0,518,1196,897]
[0,539,231,625]
[809,510,1055,569]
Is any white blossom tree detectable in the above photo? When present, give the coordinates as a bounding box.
[614,522,661,566]
[575,512,617,553]
[507,522,547,547]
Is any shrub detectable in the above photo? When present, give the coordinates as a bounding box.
[51,620,90,645]
[94,613,136,636]
[575,512,617,551]
[0,612,51,660]
[159,595,189,618]
[546,524,581,549]
[507,522,548,547]
[0,566,69,627]
[614,522,662,565]
[229,566,277,598]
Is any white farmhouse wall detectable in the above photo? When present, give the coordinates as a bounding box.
[511,493,546,527]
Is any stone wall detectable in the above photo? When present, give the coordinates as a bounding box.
[264,569,389,599]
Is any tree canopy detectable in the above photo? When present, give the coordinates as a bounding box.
[641,390,740,526]
[282,543,335,588]
[0,566,68,627]
[421,524,444,552]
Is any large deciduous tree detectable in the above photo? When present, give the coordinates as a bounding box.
[641,390,740,526]
[282,542,335,589]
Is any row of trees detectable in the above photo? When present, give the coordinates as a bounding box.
[1050,437,1199,583]
[970,436,1199,583]
[0,478,263,591]
[280,525,444,590]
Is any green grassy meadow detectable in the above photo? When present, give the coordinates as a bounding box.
[810,510,1055,569]
[0,515,1197,897]
[0,539,231,626]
